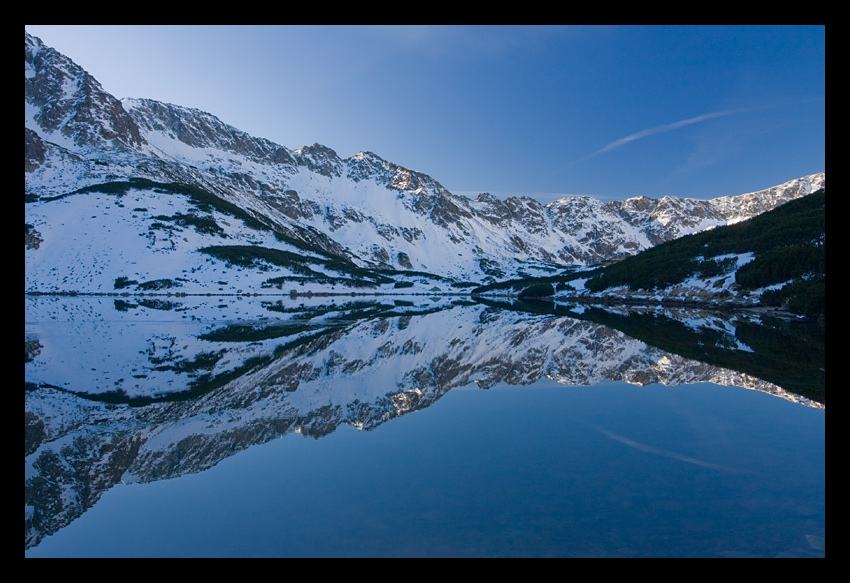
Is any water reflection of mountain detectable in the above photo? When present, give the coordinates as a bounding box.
[478,296,825,404]
[25,296,824,550]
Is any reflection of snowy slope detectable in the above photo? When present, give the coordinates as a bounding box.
[26,297,821,550]
[26,297,819,416]
[26,296,762,407]
[24,295,462,400]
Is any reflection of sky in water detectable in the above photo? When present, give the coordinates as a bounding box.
[27,379,824,558]
[25,297,824,557]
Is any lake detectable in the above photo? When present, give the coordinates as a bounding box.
[25,295,825,557]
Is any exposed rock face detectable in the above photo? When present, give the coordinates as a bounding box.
[124,98,296,166]
[259,189,320,221]
[25,128,45,172]
[294,143,343,177]
[25,224,43,250]
[25,32,146,152]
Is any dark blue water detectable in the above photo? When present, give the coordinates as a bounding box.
[26,378,824,558]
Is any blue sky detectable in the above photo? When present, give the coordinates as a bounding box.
[25,25,825,203]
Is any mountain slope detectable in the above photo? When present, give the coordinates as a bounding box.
[478,189,826,319]
[581,188,825,314]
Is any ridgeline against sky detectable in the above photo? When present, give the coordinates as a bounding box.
[24,25,825,203]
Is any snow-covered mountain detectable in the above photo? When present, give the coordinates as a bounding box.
[25,31,825,293]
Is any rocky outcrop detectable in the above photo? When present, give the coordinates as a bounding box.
[24,128,46,172]
[24,223,43,250]
[26,32,146,152]
[123,98,297,165]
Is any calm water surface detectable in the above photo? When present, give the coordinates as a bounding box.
[25,296,825,557]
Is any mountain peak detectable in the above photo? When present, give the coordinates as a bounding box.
[293,143,343,177]
[25,32,146,153]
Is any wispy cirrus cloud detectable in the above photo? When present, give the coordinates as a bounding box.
[582,108,751,161]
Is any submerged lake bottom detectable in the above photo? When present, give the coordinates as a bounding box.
[25,296,825,557]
